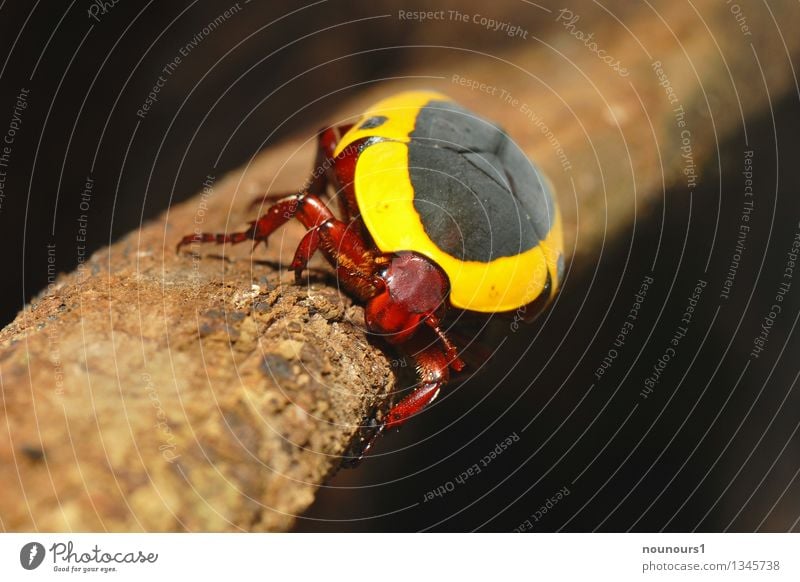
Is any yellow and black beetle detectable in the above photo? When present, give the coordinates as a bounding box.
[178,90,564,457]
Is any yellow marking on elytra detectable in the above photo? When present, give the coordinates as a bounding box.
[334,90,451,157]
[337,90,564,312]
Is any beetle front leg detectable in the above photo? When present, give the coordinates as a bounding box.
[288,218,368,283]
[294,218,386,301]
[347,340,452,464]
[385,341,451,430]
[425,314,466,373]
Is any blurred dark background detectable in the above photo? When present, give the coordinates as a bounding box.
[0,0,797,531]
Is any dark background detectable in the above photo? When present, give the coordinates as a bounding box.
[0,0,797,532]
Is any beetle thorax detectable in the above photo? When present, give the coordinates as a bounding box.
[364,252,449,344]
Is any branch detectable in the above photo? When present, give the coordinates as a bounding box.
[0,159,395,531]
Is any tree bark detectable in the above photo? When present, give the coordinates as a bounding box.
[2,1,798,531]
[0,159,396,531]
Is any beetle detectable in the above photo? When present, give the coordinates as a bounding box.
[177,90,564,458]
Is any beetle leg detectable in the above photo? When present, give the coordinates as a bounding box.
[289,227,322,283]
[176,194,304,252]
[425,314,466,372]
[248,124,355,211]
[307,218,383,301]
[318,123,355,158]
[178,193,383,300]
[248,191,305,211]
[386,340,451,430]
[350,338,452,463]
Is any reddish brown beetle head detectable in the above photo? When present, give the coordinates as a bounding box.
[364,252,450,344]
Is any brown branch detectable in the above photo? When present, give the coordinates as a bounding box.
[1,1,798,531]
[0,160,395,531]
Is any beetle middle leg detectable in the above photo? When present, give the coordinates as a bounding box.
[178,192,383,300]
[385,327,464,429]
[288,206,386,302]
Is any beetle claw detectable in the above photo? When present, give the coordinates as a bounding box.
[250,239,266,254]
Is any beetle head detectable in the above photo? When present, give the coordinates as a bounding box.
[364,252,449,344]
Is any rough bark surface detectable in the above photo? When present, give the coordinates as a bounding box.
[1,1,798,531]
[0,161,395,531]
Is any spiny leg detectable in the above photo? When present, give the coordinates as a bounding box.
[178,192,383,302]
[425,314,466,372]
[248,124,355,212]
[249,191,306,211]
[289,227,321,283]
[176,194,303,252]
[291,216,385,302]
[350,334,457,463]
[385,341,451,430]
